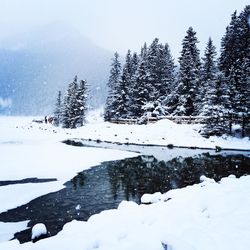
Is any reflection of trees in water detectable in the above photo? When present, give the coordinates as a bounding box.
[107,156,172,202]
[71,172,86,190]
[107,154,250,202]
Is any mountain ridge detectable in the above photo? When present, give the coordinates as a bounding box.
[0,23,112,115]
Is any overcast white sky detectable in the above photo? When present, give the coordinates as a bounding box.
[0,0,249,58]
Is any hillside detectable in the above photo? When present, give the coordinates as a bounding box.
[0,23,112,115]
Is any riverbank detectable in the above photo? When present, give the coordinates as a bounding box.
[73,118,250,151]
[0,116,250,250]
[1,116,249,151]
[2,175,250,250]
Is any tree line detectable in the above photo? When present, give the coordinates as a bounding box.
[104,6,250,137]
[53,75,88,129]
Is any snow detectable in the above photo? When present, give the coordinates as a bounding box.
[0,221,28,242]
[31,224,47,240]
[0,182,65,213]
[0,116,138,225]
[1,175,250,250]
[0,115,250,250]
[141,192,163,204]
[68,118,250,151]
[0,116,137,182]
[75,204,81,210]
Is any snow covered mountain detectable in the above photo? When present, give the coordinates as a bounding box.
[0,23,112,115]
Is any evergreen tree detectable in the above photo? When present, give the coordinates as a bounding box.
[201,38,217,82]
[201,73,231,137]
[219,10,239,76]
[74,80,88,127]
[159,43,176,99]
[174,27,201,116]
[129,45,149,118]
[199,37,218,114]
[140,42,148,60]
[68,75,79,128]
[104,52,122,121]
[62,76,78,128]
[147,38,161,101]
[131,52,139,75]
[53,90,62,126]
[117,50,134,118]
[219,6,250,114]
[61,76,88,129]
[130,60,150,118]
[140,39,176,113]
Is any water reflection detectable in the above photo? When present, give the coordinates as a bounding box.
[107,153,250,202]
[0,152,249,243]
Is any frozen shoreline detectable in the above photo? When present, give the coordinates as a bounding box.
[0,116,250,250]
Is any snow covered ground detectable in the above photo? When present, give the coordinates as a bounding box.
[0,116,138,242]
[1,175,250,250]
[0,115,250,249]
[73,118,249,151]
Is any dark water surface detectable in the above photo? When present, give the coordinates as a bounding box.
[0,144,249,243]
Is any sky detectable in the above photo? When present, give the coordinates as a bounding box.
[0,0,249,59]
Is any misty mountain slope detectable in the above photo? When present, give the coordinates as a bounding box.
[0,23,112,115]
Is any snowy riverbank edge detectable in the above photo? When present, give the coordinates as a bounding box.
[0,116,250,250]
[68,118,250,151]
[1,174,250,250]
[1,116,250,151]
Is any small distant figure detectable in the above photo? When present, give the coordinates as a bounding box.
[48,117,54,124]
[45,116,48,124]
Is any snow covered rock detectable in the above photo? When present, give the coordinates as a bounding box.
[141,192,163,204]
[200,175,216,183]
[31,223,47,242]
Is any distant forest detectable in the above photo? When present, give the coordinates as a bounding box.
[104,6,250,137]
[53,6,249,137]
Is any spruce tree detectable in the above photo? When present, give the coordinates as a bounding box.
[130,60,150,118]
[159,43,176,99]
[201,72,231,137]
[74,79,88,127]
[117,50,134,118]
[131,52,139,75]
[54,90,62,126]
[129,45,149,118]
[62,76,78,128]
[104,52,122,121]
[174,27,201,116]
[219,6,250,114]
[199,37,218,115]
[147,38,161,101]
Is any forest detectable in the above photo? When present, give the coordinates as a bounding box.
[54,6,249,137]
[104,6,250,137]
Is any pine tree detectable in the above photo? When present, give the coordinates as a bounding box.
[159,43,176,99]
[199,37,218,115]
[61,76,88,129]
[62,76,78,128]
[130,60,150,118]
[219,6,250,114]
[201,72,231,137]
[129,45,149,118]
[104,52,122,121]
[140,42,148,60]
[131,52,139,75]
[147,38,161,101]
[174,27,201,116]
[53,90,62,126]
[74,80,88,127]
[117,50,134,118]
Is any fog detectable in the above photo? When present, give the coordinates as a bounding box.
[0,0,249,57]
